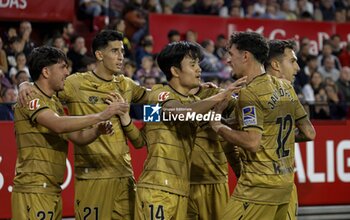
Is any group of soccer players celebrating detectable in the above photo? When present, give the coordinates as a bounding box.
[12,29,315,220]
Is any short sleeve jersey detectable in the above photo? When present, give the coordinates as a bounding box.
[13,85,68,194]
[233,74,307,205]
[190,87,231,184]
[59,71,147,179]
[137,84,199,196]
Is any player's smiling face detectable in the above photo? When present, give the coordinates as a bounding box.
[99,40,124,74]
[177,55,202,89]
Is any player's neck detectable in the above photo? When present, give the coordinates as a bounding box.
[94,64,114,81]
[246,64,265,84]
[35,80,54,97]
[168,81,190,96]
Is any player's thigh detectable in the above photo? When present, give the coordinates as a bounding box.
[187,183,229,220]
[112,176,136,220]
[75,178,115,220]
[135,188,186,220]
[221,197,285,220]
[286,184,298,220]
[12,192,62,220]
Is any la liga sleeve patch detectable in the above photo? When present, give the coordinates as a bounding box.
[242,106,257,126]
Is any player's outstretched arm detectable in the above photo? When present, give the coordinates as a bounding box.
[68,121,114,145]
[295,117,316,142]
[35,97,128,134]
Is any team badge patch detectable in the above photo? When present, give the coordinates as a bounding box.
[88,96,99,104]
[158,92,170,101]
[242,106,257,126]
[29,98,40,110]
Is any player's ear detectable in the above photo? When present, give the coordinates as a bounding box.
[170,66,180,78]
[270,59,280,71]
[42,67,50,79]
[95,50,103,61]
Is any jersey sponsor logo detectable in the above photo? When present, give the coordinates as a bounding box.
[88,96,99,104]
[242,106,257,126]
[143,103,161,122]
[158,92,169,101]
[28,98,40,110]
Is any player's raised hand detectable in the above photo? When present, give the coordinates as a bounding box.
[97,121,114,136]
[213,97,230,115]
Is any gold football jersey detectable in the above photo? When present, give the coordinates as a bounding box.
[233,74,307,205]
[13,85,68,194]
[137,84,199,196]
[58,72,147,179]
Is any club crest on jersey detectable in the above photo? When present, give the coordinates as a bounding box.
[158,92,170,101]
[88,96,99,104]
[242,106,257,126]
[29,98,40,110]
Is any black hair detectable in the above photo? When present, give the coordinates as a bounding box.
[265,39,296,68]
[28,46,68,81]
[228,32,269,64]
[92,30,124,57]
[157,41,203,81]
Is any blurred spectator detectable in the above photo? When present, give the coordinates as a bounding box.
[80,56,97,72]
[14,70,30,90]
[318,56,340,81]
[135,39,154,68]
[136,55,160,83]
[108,19,133,59]
[229,5,244,18]
[330,34,343,56]
[6,36,24,68]
[194,0,221,15]
[200,39,225,73]
[324,78,347,119]
[297,0,314,16]
[144,0,162,13]
[319,0,336,21]
[123,58,140,84]
[336,66,350,102]
[260,3,285,19]
[335,8,347,22]
[163,4,173,14]
[3,27,17,46]
[0,87,17,121]
[245,4,256,18]
[79,0,105,17]
[185,30,198,43]
[8,52,30,84]
[52,35,68,54]
[62,23,75,48]
[173,0,195,14]
[253,0,267,17]
[123,0,148,41]
[280,1,298,20]
[214,34,227,60]
[19,21,35,57]
[143,76,157,89]
[167,29,181,43]
[297,40,310,70]
[339,43,350,67]
[67,35,88,73]
[317,41,341,70]
[313,87,330,118]
[0,37,8,74]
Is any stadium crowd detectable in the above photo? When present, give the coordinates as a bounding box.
[1,0,350,121]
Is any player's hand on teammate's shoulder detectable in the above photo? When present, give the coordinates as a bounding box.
[96,121,114,136]
[18,81,36,107]
[226,76,247,94]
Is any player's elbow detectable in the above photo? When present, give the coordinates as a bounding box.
[245,140,261,153]
[306,127,316,141]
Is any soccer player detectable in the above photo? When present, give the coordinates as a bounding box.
[265,39,303,220]
[209,32,316,220]
[186,86,241,220]
[11,46,122,220]
[18,30,148,219]
[131,41,245,220]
